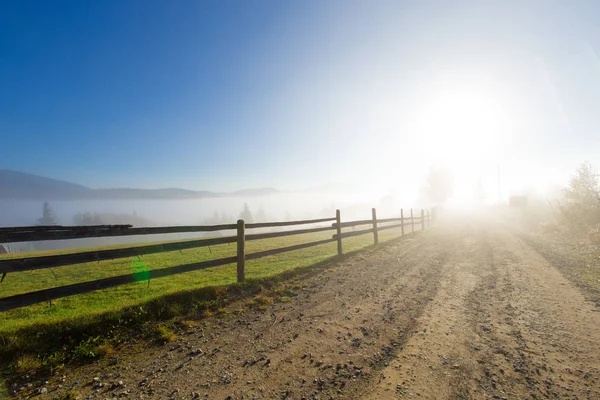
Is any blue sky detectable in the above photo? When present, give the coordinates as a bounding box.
[1,1,600,194]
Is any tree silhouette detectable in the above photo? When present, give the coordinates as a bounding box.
[37,201,59,225]
[239,203,254,223]
[255,206,267,222]
[212,210,221,224]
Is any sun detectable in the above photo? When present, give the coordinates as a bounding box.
[422,87,509,159]
[410,79,516,204]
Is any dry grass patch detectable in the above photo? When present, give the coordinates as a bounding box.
[179,320,199,329]
[15,354,41,374]
[253,294,273,305]
[96,343,115,358]
[155,325,176,343]
[277,296,293,303]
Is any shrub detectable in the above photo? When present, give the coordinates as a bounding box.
[557,162,600,234]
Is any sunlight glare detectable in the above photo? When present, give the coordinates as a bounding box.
[410,78,517,205]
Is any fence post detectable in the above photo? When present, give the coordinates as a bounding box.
[372,208,379,245]
[400,208,405,236]
[421,209,425,230]
[410,208,414,233]
[427,210,430,228]
[335,209,343,256]
[236,219,245,282]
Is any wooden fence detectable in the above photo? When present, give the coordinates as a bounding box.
[0,208,432,312]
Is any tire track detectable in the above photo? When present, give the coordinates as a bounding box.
[365,222,600,399]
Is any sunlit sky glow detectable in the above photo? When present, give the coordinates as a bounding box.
[2,1,600,203]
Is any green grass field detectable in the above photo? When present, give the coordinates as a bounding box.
[0,224,418,334]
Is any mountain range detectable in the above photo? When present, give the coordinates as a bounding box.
[0,170,280,200]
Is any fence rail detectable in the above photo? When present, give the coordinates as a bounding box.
[0,208,433,312]
[0,236,238,274]
[0,224,239,243]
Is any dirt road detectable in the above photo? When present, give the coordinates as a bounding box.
[29,221,600,399]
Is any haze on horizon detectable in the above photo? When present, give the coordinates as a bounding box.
[2,1,600,206]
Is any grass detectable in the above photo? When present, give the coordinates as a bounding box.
[0,225,415,333]
[538,236,600,294]
[0,224,421,381]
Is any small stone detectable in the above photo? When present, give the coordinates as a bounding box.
[40,387,48,394]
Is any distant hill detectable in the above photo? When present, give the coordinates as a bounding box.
[0,170,92,199]
[93,188,220,200]
[0,170,279,200]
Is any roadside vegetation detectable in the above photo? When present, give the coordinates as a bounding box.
[516,161,600,297]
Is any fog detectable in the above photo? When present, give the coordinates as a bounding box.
[0,191,424,228]
[0,186,430,252]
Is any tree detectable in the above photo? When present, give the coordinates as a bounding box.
[255,206,267,223]
[37,201,58,225]
[423,165,454,205]
[557,162,600,231]
[239,203,254,223]
[205,210,222,225]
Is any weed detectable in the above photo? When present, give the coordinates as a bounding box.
[72,337,101,360]
[277,296,293,303]
[14,354,41,374]
[179,320,199,329]
[155,325,176,343]
[253,294,273,305]
[96,343,115,358]
[165,303,184,318]
[213,286,228,299]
